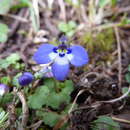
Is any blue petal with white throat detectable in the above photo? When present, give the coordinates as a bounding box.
[52,56,69,80]
[33,44,57,64]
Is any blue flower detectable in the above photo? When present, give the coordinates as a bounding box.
[0,84,9,96]
[33,39,89,80]
[18,72,34,86]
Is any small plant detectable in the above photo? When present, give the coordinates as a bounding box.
[92,116,120,130]
[28,79,74,109]
[0,53,23,69]
[28,79,74,127]
[58,21,77,37]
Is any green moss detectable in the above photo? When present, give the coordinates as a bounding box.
[81,28,115,53]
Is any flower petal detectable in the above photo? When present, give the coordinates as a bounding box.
[33,44,57,64]
[52,57,69,80]
[69,45,89,67]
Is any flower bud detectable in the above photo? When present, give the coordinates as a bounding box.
[59,35,68,43]
[18,72,34,86]
[0,84,9,96]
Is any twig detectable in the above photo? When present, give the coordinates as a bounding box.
[27,120,43,129]
[17,91,29,127]
[107,6,130,17]
[114,27,122,93]
[0,13,28,23]
[68,89,86,114]
[78,21,130,33]
[112,116,130,124]
[101,86,130,103]
[70,86,130,112]
[9,9,29,38]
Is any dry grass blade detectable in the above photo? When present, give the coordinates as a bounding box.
[17,91,29,127]
[101,86,130,103]
[114,27,122,93]
[112,116,130,124]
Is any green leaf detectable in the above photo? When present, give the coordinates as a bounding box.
[66,30,75,37]
[92,116,120,130]
[28,86,50,109]
[28,80,74,110]
[16,108,22,116]
[125,73,130,83]
[0,23,9,34]
[44,78,55,91]
[46,92,71,109]
[99,0,110,8]
[0,93,13,105]
[62,80,74,95]
[0,53,20,69]
[0,76,11,85]
[46,92,60,109]
[36,111,61,127]
[58,22,69,32]
[58,21,76,37]
[46,80,74,109]
[0,59,9,69]
[0,23,9,43]
[68,21,77,29]
[6,53,20,64]
[0,0,13,14]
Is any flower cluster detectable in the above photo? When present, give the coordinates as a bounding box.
[33,36,89,80]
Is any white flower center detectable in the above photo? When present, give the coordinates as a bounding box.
[54,55,69,65]
[49,52,57,60]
